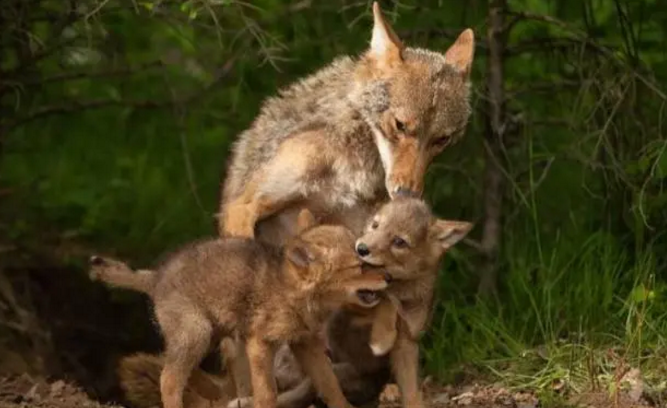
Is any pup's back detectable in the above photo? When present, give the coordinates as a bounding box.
[90,237,281,332]
[151,237,280,329]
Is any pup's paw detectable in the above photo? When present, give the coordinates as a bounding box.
[88,255,108,280]
[227,396,252,408]
[369,326,397,356]
[88,255,125,281]
[369,339,393,356]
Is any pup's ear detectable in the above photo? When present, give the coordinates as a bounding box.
[430,219,473,251]
[369,2,403,66]
[444,28,475,78]
[295,208,317,235]
[286,243,316,269]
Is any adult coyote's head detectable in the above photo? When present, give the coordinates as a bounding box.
[351,2,475,199]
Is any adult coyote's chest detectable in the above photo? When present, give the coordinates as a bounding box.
[317,154,385,210]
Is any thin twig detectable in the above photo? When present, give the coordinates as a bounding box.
[3,56,236,133]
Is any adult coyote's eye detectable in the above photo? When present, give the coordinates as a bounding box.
[434,135,450,145]
[395,118,406,133]
[371,221,379,230]
[392,236,408,248]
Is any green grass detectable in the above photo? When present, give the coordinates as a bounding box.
[421,214,667,406]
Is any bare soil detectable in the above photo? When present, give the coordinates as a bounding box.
[375,378,655,408]
[0,375,656,408]
[0,375,122,408]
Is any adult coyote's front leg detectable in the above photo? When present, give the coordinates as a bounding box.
[220,134,330,239]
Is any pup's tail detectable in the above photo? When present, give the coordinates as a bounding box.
[89,255,156,294]
[118,353,231,408]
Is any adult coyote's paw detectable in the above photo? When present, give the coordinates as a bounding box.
[222,205,256,239]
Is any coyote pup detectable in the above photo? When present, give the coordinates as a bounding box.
[89,210,390,408]
[352,198,472,408]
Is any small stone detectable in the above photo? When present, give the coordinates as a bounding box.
[622,367,644,402]
[452,391,474,406]
[432,392,450,404]
[50,380,66,397]
[25,384,40,401]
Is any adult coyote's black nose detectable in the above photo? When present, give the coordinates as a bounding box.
[356,243,370,257]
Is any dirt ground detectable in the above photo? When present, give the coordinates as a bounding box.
[0,374,657,408]
[0,375,121,408]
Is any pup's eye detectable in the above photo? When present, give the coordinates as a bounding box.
[395,118,406,133]
[371,221,379,229]
[392,236,408,248]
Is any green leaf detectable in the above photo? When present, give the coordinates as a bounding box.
[630,284,655,303]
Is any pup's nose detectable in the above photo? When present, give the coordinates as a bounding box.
[394,187,420,199]
[356,243,370,257]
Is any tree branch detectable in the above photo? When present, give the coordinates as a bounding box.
[398,28,489,51]
[504,10,667,102]
[19,60,165,87]
[2,57,236,133]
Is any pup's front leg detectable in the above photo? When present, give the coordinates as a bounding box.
[290,336,355,408]
[246,336,278,408]
[220,336,253,398]
[389,332,423,408]
[368,299,398,356]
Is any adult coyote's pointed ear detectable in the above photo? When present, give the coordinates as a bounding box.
[444,29,475,78]
[369,2,404,67]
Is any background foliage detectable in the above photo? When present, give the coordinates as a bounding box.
[1,0,667,403]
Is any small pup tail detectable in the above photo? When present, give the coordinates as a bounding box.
[89,255,156,294]
[118,353,232,408]
[117,353,164,408]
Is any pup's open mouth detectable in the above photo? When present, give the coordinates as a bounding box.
[361,263,393,283]
[356,289,381,306]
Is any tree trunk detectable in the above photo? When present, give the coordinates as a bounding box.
[478,0,507,297]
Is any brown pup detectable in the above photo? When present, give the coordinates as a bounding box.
[89,210,390,408]
[118,199,472,408]
[219,2,475,396]
[352,198,472,408]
